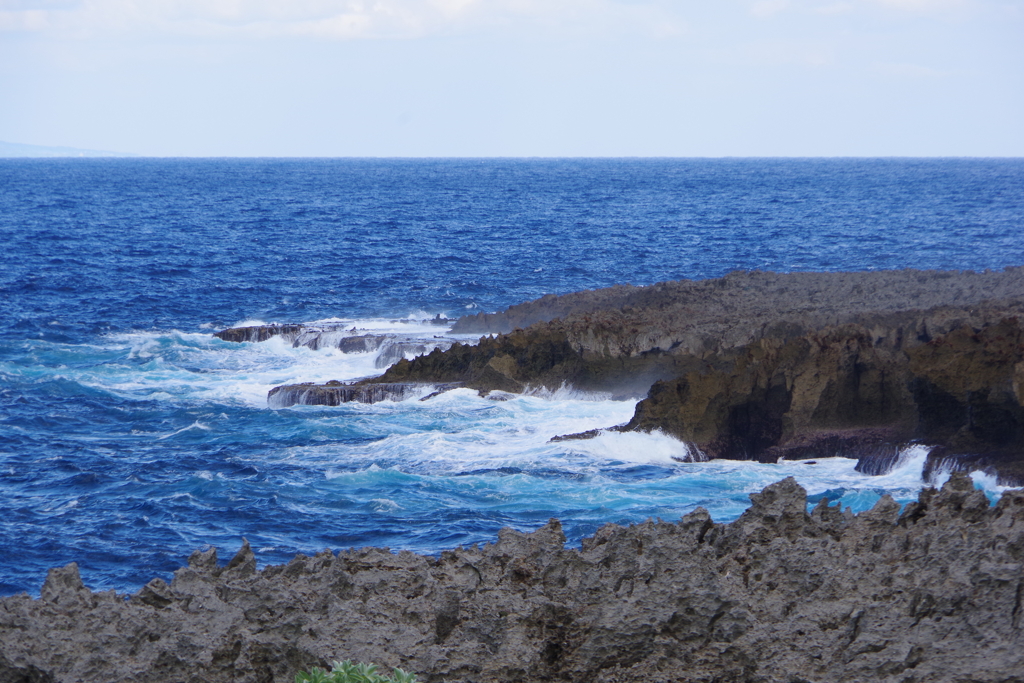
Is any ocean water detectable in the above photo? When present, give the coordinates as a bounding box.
[2,158,1023,597]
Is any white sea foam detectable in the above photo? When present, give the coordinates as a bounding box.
[524,383,613,401]
[47,315,476,412]
[30,319,1015,528]
[371,498,402,512]
[565,430,699,465]
[157,421,213,440]
[89,325,393,406]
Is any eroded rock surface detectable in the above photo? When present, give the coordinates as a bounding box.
[376,269,1024,482]
[2,474,1023,683]
[405,270,1024,395]
[622,317,1024,483]
[451,268,1024,345]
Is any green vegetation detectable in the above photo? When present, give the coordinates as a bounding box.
[295,660,419,683]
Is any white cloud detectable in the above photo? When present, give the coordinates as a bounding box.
[750,0,791,18]
[0,0,988,41]
[760,0,973,18]
[0,8,50,29]
[0,0,686,39]
[875,61,954,77]
[812,2,854,14]
[869,0,965,10]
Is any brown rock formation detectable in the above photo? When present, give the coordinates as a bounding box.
[620,317,1024,483]
[451,268,1024,349]
[371,270,1024,482]
[623,324,915,461]
[385,270,1024,398]
[215,324,305,343]
[2,474,1023,683]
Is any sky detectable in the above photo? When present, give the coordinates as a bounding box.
[1,0,1022,157]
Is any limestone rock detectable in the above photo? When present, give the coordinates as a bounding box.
[383,270,1024,481]
[3,476,1024,682]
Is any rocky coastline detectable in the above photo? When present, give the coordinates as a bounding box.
[2,473,1023,682]
[369,268,1024,485]
[231,268,1024,482]
[5,269,1024,682]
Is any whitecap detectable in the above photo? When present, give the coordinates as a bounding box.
[157,421,213,440]
[370,498,402,512]
[564,429,698,465]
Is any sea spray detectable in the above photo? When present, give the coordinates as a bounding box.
[1,319,1011,595]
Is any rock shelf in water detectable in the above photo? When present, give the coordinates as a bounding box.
[1,473,1022,682]
[373,268,1024,484]
[246,269,1024,482]
[268,382,462,408]
[215,322,454,369]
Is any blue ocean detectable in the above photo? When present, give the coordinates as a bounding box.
[2,158,1023,597]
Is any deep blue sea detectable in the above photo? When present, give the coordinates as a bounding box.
[2,158,1023,597]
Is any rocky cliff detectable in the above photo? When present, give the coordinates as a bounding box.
[369,269,1024,483]
[2,474,1022,683]
[622,316,1024,483]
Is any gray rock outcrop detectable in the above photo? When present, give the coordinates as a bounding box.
[451,268,1024,347]
[374,269,1024,482]
[215,323,452,368]
[2,474,1023,683]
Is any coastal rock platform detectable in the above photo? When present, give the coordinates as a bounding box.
[2,474,1022,683]
[375,269,1024,483]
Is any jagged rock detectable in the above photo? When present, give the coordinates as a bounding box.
[549,426,627,442]
[38,563,94,610]
[187,546,219,573]
[376,327,677,398]
[0,653,53,683]
[2,475,1024,682]
[214,324,452,363]
[624,324,917,460]
[619,318,1024,483]
[907,317,1024,482]
[390,277,1024,398]
[214,324,305,343]
[336,334,388,353]
[268,382,462,408]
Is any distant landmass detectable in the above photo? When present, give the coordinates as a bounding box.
[0,140,135,158]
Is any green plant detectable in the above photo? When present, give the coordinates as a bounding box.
[295,659,419,683]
